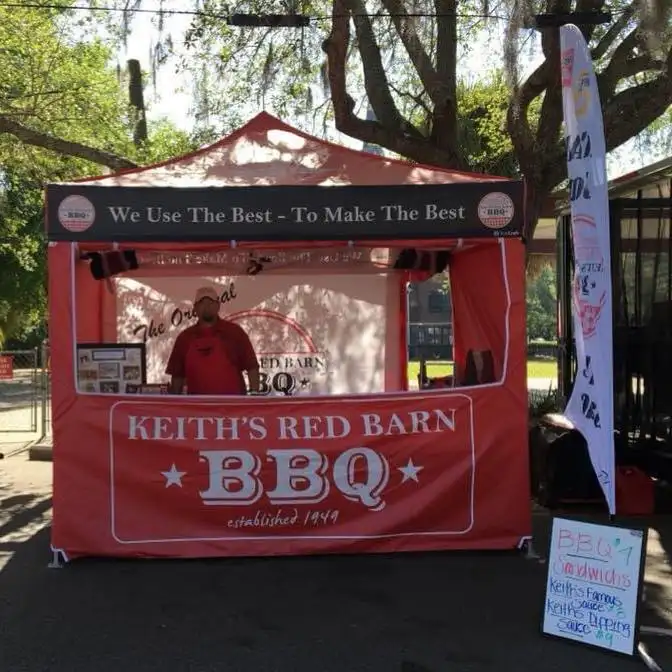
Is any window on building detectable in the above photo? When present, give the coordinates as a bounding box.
[427,290,449,314]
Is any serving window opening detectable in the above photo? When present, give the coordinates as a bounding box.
[68,240,512,398]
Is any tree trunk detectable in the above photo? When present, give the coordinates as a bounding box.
[128,59,148,147]
[524,182,548,254]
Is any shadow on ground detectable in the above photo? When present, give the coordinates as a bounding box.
[0,510,659,672]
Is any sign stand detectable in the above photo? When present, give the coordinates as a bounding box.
[638,639,663,671]
[519,535,543,562]
[47,546,68,569]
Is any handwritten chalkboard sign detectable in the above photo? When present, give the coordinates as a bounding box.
[542,517,647,656]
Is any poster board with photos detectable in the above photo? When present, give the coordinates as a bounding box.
[76,343,146,394]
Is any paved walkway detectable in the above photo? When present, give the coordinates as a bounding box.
[0,370,47,456]
[528,377,557,390]
[0,453,670,672]
[0,405,44,457]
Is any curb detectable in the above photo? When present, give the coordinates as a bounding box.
[0,436,42,460]
[0,436,52,461]
[28,442,53,462]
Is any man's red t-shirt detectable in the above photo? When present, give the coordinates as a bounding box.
[166,319,258,395]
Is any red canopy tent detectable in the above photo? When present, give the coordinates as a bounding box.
[46,113,531,562]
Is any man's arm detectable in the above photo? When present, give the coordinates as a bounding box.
[237,327,260,393]
[166,333,186,394]
[247,368,260,393]
[169,376,185,395]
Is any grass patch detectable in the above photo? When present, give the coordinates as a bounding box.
[407,358,557,383]
[527,359,557,378]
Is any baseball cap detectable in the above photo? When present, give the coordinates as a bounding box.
[194,286,220,304]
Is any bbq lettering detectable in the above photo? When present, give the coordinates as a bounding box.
[199,447,389,510]
[125,409,458,511]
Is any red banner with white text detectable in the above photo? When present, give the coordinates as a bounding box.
[51,388,531,559]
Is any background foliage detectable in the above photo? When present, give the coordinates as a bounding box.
[0,3,199,348]
[1,0,672,352]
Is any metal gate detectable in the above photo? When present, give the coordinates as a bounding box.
[41,367,52,437]
[0,349,39,433]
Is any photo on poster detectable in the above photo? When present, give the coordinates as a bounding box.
[98,362,120,380]
[122,365,141,382]
[100,381,120,394]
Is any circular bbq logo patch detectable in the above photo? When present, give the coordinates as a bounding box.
[477,192,515,230]
[58,195,96,232]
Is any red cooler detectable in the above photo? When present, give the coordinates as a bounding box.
[616,466,655,516]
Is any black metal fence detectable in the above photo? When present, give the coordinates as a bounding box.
[557,193,672,461]
[408,327,559,364]
[527,342,558,360]
[408,323,453,361]
[41,371,51,438]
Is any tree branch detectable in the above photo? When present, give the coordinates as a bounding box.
[618,54,666,80]
[431,0,462,163]
[507,60,549,177]
[591,1,636,61]
[544,50,672,199]
[322,0,354,128]
[346,0,417,135]
[0,115,137,170]
[603,61,672,151]
[379,0,445,105]
[389,84,432,119]
[598,28,644,97]
[322,1,461,167]
[535,38,563,147]
[533,0,570,159]
[574,0,607,44]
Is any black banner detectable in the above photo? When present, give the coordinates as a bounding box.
[46,182,524,242]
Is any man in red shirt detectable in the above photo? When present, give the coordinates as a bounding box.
[166,286,260,395]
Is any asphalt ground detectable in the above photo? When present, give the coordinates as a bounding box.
[1,454,671,672]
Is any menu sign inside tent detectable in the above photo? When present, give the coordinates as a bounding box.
[45,182,524,242]
[542,517,647,656]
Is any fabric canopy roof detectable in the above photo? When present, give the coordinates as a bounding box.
[46,113,525,243]
[69,112,510,188]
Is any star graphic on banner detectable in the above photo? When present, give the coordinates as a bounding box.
[300,377,311,388]
[398,459,424,484]
[161,464,186,488]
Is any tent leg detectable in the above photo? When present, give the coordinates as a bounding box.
[518,535,544,562]
[48,545,68,569]
[638,641,664,671]
[636,580,671,670]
